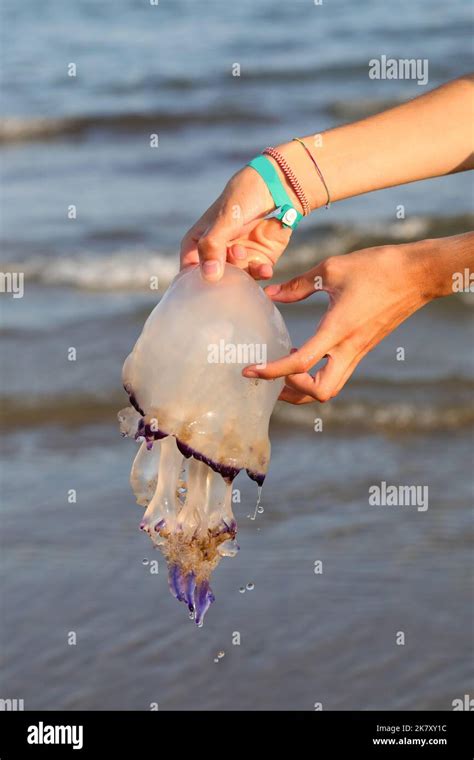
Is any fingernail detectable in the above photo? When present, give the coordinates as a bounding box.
[265,284,281,296]
[243,368,258,378]
[233,245,247,260]
[202,260,221,280]
[259,264,273,279]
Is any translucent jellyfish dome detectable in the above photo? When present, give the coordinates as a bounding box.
[118,264,291,625]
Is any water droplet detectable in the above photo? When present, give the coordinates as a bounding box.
[217,651,225,659]
[142,558,149,566]
[239,586,246,594]
[246,582,254,591]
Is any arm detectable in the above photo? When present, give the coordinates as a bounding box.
[180,75,474,281]
[242,232,474,403]
[275,74,474,211]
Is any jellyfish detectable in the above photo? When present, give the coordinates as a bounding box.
[118,263,291,626]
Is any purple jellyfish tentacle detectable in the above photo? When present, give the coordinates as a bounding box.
[168,564,187,603]
[184,572,196,611]
[193,579,215,627]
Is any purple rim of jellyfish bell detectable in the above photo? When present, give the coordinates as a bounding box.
[174,437,243,483]
[246,468,266,487]
[143,422,168,441]
[124,387,267,485]
[123,384,145,416]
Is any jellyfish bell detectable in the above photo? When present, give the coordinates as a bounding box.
[118,263,291,625]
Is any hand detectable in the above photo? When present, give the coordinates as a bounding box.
[242,241,444,403]
[180,152,311,282]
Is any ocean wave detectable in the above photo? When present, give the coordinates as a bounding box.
[3,251,180,291]
[2,392,472,434]
[2,214,473,297]
[272,398,474,433]
[0,106,277,144]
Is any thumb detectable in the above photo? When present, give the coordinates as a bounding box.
[198,209,242,282]
[265,263,324,303]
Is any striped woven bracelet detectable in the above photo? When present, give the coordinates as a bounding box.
[262,146,311,216]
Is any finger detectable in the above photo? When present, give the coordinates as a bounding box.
[243,330,334,380]
[240,218,292,271]
[332,351,365,397]
[180,228,202,269]
[284,348,350,403]
[198,205,244,282]
[248,217,292,255]
[228,217,291,278]
[227,244,269,278]
[227,244,274,279]
[180,199,222,270]
[264,262,326,302]
[311,348,353,403]
[228,243,247,261]
[248,261,273,279]
[278,385,315,405]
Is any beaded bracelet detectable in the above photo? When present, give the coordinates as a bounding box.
[262,146,311,216]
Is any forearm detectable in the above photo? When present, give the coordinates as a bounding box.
[410,231,474,300]
[273,75,474,210]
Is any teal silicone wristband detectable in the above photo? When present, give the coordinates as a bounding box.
[247,155,302,230]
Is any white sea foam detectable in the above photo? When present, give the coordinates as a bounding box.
[3,251,179,291]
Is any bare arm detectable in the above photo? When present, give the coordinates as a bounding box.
[282,74,474,210]
[180,75,474,281]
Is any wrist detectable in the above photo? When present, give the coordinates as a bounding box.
[403,236,467,302]
[274,139,328,211]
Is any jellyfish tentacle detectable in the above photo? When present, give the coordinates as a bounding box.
[117,407,141,438]
[221,479,237,535]
[141,436,183,537]
[130,441,160,507]
[194,579,215,627]
[177,458,209,539]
